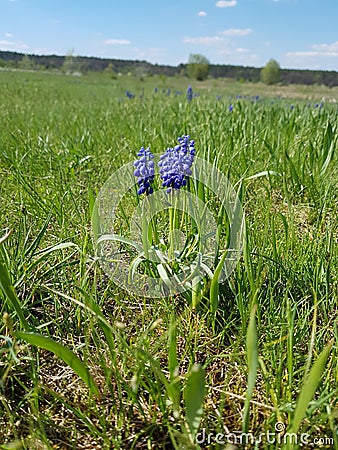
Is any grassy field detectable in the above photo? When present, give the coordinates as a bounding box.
[0,70,337,449]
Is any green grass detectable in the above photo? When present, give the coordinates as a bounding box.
[0,70,337,449]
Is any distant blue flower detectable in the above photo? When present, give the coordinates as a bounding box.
[133,147,155,195]
[126,90,135,99]
[186,85,193,102]
[216,95,221,101]
[229,104,233,112]
[158,135,195,193]
[315,103,319,108]
[167,88,171,96]
[154,87,158,93]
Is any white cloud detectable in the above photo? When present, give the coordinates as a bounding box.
[286,51,319,58]
[5,33,13,38]
[183,29,252,47]
[312,41,338,53]
[182,33,258,65]
[286,41,338,59]
[132,47,166,61]
[216,46,258,63]
[284,40,338,70]
[182,36,224,45]
[104,39,131,45]
[236,47,249,53]
[221,28,252,36]
[0,39,29,50]
[198,11,207,17]
[216,1,237,7]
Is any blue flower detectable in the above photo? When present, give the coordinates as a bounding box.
[158,135,195,193]
[126,90,135,99]
[229,104,233,112]
[133,147,155,195]
[186,85,193,102]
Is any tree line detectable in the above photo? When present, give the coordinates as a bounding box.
[0,50,337,87]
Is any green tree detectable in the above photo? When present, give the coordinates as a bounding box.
[62,49,82,74]
[104,63,117,79]
[187,54,210,81]
[260,58,281,85]
[18,55,36,70]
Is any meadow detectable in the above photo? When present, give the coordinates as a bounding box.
[0,70,337,449]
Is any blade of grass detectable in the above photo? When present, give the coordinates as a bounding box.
[168,314,180,418]
[242,304,258,433]
[184,364,206,442]
[288,339,333,435]
[209,251,228,316]
[15,331,100,397]
[0,233,29,331]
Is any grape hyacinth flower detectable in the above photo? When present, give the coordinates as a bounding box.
[133,147,155,195]
[158,135,195,193]
[186,85,193,102]
[126,90,135,99]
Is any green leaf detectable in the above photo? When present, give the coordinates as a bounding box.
[168,315,178,380]
[96,234,144,254]
[157,263,174,291]
[209,251,228,315]
[168,314,180,418]
[289,339,333,434]
[0,439,23,450]
[89,188,101,243]
[285,151,301,191]
[242,305,258,433]
[28,242,79,271]
[184,364,206,439]
[244,170,281,181]
[0,234,29,330]
[320,122,334,176]
[15,331,99,397]
[0,230,12,246]
[23,211,52,260]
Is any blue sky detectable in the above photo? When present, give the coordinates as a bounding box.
[1,0,338,70]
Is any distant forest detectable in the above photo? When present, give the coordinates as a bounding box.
[1,50,338,87]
